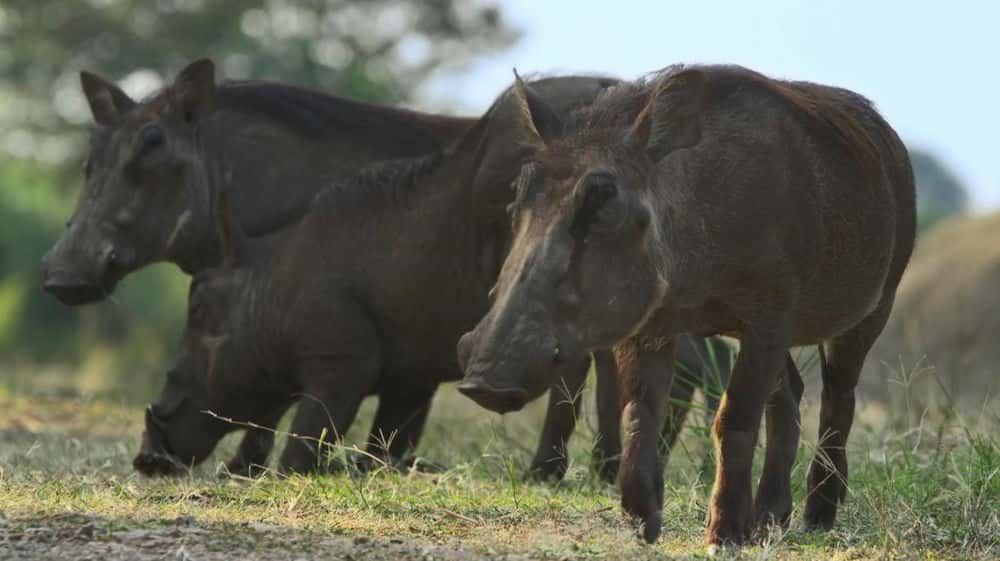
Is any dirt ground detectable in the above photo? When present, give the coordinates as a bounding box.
[0,511,527,561]
[1,392,995,561]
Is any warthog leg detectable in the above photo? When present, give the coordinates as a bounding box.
[594,337,734,485]
[805,299,893,530]
[617,339,676,544]
[752,352,804,534]
[706,313,793,548]
[278,358,374,474]
[592,350,622,483]
[225,406,292,477]
[527,356,591,481]
[363,385,437,470]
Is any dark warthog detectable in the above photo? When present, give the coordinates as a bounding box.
[457,66,915,547]
[39,57,472,475]
[40,58,474,305]
[131,75,732,480]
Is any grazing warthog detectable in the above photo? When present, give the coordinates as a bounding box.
[130,75,733,480]
[457,65,915,547]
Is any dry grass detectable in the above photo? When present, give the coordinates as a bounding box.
[1,362,997,560]
[866,211,1000,416]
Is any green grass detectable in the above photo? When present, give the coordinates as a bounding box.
[0,372,997,560]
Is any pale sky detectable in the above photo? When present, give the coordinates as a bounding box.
[426,0,999,209]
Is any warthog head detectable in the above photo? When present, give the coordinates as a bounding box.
[41,59,218,305]
[133,193,268,476]
[458,71,706,413]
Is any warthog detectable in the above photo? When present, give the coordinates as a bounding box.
[40,58,472,305]
[131,76,733,480]
[457,65,915,547]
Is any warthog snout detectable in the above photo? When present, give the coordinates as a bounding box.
[457,324,563,414]
[456,376,531,414]
[40,239,127,306]
[132,407,186,477]
[39,268,105,306]
[457,329,532,413]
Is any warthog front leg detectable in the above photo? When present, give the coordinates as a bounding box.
[706,315,792,549]
[527,356,591,481]
[225,407,290,477]
[363,385,437,471]
[227,428,275,477]
[592,350,622,483]
[752,352,804,534]
[595,337,734,485]
[278,358,375,474]
[617,339,676,544]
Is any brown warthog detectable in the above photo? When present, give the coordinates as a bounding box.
[131,76,732,480]
[457,65,915,547]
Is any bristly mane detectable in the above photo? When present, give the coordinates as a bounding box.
[311,152,446,218]
[573,64,885,178]
[145,79,471,146]
[293,73,623,220]
[307,79,525,218]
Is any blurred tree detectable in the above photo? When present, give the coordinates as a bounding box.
[909,148,969,233]
[0,0,515,166]
[0,0,515,399]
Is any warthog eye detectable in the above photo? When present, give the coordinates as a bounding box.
[141,125,165,147]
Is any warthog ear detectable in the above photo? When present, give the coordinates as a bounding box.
[172,58,216,122]
[214,190,246,267]
[625,68,706,162]
[511,69,565,147]
[80,71,136,126]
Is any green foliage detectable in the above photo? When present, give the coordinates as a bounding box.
[0,160,91,360]
[910,148,970,234]
[0,0,514,136]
